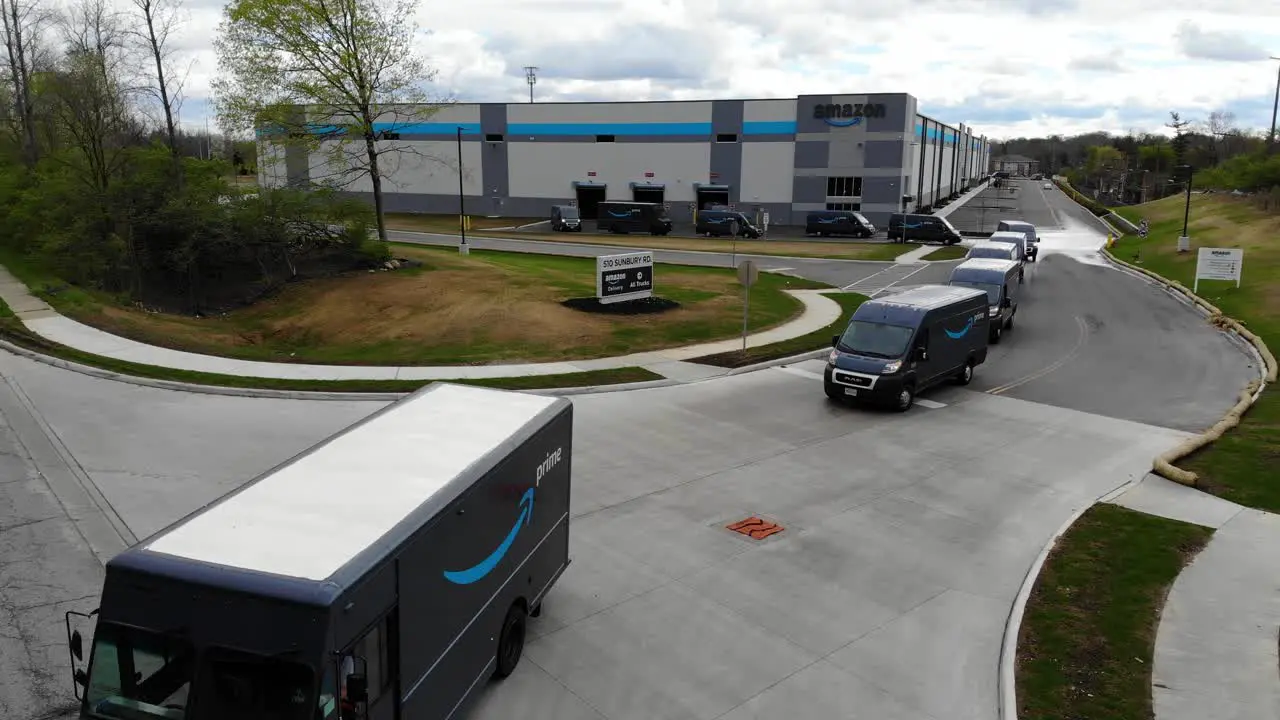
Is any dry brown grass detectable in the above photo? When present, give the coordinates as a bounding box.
[72,247,807,365]
[476,230,913,261]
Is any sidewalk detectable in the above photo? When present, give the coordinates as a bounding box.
[1106,475,1280,720]
[0,266,844,381]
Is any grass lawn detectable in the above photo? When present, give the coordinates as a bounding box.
[1017,504,1212,720]
[925,245,970,261]
[693,292,868,367]
[0,245,827,367]
[0,303,662,392]
[1109,194,1280,511]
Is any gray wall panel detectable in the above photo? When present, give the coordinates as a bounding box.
[793,141,829,169]
[795,95,833,135]
[505,135,708,143]
[791,175,826,205]
[863,140,904,169]
[479,105,510,203]
[864,94,910,134]
[284,144,309,187]
[861,177,904,221]
[711,100,744,135]
[710,142,742,203]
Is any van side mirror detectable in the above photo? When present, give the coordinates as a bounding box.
[74,669,88,688]
[915,347,928,361]
[1003,297,1013,308]
[70,630,83,661]
[346,673,368,703]
[831,335,840,348]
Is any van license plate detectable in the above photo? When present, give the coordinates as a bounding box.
[844,388,859,397]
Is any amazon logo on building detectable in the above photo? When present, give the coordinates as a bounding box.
[813,102,887,127]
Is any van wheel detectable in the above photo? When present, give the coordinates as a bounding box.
[894,385,915,412]
[494,602,527,679]
[1006,314,1015,331]
[991,324,1003,344]
[955,361,974,386]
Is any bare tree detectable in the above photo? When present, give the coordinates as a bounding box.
[128,0,186,159]
[213,0,448,242]
[1,0,52,165]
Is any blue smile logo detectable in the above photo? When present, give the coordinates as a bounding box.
[822,116,863,128]
[608,210,632,218]
[443,487,534,585]
[945,318,974,339]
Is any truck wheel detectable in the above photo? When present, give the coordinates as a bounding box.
[494,602,528,679]
[955,361,974,386]
[1006,314,1015,331]
[991,324,1003,344]
[894,385,915,413]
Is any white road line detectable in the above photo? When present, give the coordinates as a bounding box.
[869,264,932,297]
[914,398,948,409]
[840,264,902,291]
[775,365,826,381]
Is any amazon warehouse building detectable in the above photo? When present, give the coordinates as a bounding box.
[258,93,992,228]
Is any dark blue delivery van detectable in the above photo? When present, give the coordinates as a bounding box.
[825,284,990,411]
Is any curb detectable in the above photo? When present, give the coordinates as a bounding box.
[0,334,835,400]
[997,473,1147,720]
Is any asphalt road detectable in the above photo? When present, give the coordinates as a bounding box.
[0,350,1190,720]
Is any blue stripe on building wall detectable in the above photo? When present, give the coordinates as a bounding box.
[743,121,796,135]
[507,122,713,136]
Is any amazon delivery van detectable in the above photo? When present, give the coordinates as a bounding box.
[64,383,573,720]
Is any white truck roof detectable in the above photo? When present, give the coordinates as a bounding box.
[144,384,559,581]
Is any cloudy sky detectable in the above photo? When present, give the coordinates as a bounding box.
[167,0,1279,140]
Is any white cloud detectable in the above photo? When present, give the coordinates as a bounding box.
[130,0,1280,139]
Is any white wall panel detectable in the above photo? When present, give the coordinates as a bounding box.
[310,140,484,195]
[740,143,796,203]
[743,99,797,122]
[507,142,711,200]
[508,102,711,124]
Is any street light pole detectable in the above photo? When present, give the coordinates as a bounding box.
[456,126,468,255]
[1176,164,1193,253]
[1269,56,1280,155]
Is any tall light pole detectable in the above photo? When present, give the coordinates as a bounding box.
[523,66,538,103]
[1268,56,1280,155]
[1175,164,1193,253]
[456,126,468,255]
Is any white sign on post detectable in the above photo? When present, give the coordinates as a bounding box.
[1194,248,1243,293]
[596,251,654,304]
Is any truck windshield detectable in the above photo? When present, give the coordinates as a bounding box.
[952,281,1002,305]
[837,321,914,358]
[83,623,196,720]
[196,646,315,720]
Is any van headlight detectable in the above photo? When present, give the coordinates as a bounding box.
[989,306,1000,316]
[828,349,839,365]
[882,360,902,374]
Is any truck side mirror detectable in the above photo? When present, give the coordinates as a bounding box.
[915,347,928,361]
[831,335,839,348]
[346,673,368,703]
[70,630,83,661]
[1003,297,1013,308]
[74,669,88,688]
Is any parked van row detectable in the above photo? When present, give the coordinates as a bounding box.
[886,213,963,245]
[824,217,1043,411]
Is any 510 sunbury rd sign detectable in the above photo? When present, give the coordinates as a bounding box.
[596,251,654,304]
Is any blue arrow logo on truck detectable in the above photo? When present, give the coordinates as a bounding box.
[945,318,974,339]
[443,487,535,585]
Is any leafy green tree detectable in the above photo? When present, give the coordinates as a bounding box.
[212,0,445,243]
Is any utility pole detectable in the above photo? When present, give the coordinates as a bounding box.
[523,66,538,103]
[1269,56,1280,154]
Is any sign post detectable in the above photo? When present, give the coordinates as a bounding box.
[737,260,759,352]
[596,251,654,304]
[1193,248,1243,293]
[729,219,740,268]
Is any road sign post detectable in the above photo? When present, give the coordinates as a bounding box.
[1193,247,1243,293]
[737,260,759,352]
[729,219,740,268]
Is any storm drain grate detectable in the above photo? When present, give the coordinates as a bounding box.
[726,516,785,540]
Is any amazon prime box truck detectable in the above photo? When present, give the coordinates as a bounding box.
[64,382,573,720]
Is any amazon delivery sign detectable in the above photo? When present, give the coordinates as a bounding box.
[597,251,654,304]
[1194,247,1243,293]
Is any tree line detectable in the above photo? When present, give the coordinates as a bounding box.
[996,110,1280,209]
[0,0,442,316]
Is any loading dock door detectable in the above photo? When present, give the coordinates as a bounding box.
[632,182,665,205]
[574,184,607,219]
[695,184,730,210]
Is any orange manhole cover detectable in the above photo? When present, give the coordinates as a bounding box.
[726,516,784,540]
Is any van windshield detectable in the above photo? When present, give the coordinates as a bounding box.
[952,281,1002,305]
[84,623,196,720]
[837,321,915,358]
[560,207,579,219]
[196,646,315,720]
[970,247,1011,260]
